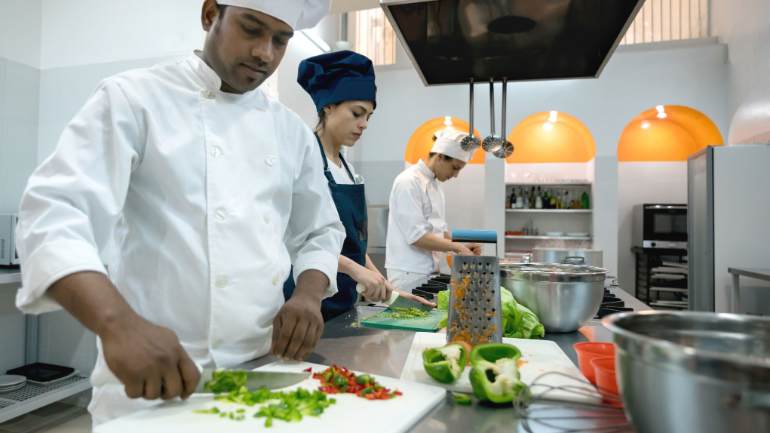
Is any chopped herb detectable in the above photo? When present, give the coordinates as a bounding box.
[380,306,430,320]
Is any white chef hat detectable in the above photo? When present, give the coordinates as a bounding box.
[431,129,471,162]
[217,0,330,30]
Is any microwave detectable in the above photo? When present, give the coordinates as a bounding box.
[0,214,20,266]
[633,204,687,249]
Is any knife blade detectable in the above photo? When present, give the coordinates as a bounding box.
[194,369,310,394]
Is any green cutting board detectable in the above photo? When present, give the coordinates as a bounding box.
[360,297,446,332]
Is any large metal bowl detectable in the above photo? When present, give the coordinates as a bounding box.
[500,263,606,332]
[603,311,770,433]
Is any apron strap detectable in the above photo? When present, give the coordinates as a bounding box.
[315,134,336,184]
[315,134,355,184]
[338,152,356,184]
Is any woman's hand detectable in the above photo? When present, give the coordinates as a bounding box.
[352,266,389,302]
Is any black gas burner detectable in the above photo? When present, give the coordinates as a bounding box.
[412,274,451,301]
[595,288,632,319]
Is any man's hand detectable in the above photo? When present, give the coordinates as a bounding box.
[452,242,474,256]
[353,266,388,302]
[271,270,326,360]
[467,243,482,256]
[101,314,200,400]
[47,272,199,401]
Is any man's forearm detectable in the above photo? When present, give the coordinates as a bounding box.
[413,233,460,253]
[47,271,138,338]
[293,269,329,302]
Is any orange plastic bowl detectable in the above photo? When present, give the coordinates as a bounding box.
[591,356,621,407]
[573,342,615,384]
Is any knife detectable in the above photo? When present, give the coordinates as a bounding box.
[357,284,400,306]
[194,369,310,394]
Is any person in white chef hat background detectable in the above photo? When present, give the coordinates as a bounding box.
[385,130,482,293]
[14,0,343,425]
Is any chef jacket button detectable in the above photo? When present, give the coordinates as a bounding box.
[263,215,270,225]
[215,275,229,288]
[265,155,276,166]
[215,207,227,221]
[272,273,280,285]
[209,145,223,158]
[201,89,215,99]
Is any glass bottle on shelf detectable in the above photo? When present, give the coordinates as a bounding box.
[549,189,558,209]
[515,188,523,209]
[581,191,590,209]
[535,186,543,209]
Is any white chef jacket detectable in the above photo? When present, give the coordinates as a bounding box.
[385,160,449,276]
[14,53,345,424]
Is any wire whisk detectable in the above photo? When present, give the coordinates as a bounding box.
[513,372,634,433]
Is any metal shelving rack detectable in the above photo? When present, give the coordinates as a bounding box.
[0,376,90,424]
[0,269,92,424]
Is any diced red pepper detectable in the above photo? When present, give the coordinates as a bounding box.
[312,365,402,400]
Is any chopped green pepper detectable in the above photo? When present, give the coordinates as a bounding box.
[452,392,472,405]
[422,343,469,384]
[468,343,528,404]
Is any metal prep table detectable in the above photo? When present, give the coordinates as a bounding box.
[727,267,770,313]
[240,287,649,433]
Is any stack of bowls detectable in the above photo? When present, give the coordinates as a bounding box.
[573,342,620,406]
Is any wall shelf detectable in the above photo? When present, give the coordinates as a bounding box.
[506,209,592,214]
[505,182,592,186]
[0,376,90,424]
[505,235,592,241]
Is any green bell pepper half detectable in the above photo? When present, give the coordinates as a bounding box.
[469,343,528,404]
[422,343,469,384]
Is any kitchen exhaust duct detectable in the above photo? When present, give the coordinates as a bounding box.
[380,0,644,86]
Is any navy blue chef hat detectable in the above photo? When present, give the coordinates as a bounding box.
[297,50,377,113]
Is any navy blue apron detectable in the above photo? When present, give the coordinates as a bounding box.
[283,136,368,321]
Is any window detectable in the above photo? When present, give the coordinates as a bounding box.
[621,0,710,45]
[349,8,397,66]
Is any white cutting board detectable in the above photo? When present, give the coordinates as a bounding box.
[95,361,446,433]
[400,332,600,404]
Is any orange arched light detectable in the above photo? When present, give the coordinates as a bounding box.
[505,111,596,163]
[618,105,724,162]
[404,117,485,165]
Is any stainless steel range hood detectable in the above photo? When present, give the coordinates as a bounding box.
[380,0,644,85]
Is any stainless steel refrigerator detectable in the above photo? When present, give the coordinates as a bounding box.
[688,144,770,313]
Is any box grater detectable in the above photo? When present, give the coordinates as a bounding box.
[446,255,503,345]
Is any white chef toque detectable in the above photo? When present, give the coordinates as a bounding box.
[431,129,472,162]
[216,0,330,30]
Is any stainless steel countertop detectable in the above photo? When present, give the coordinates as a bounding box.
[728,267,770,282]
[243,287,649,433]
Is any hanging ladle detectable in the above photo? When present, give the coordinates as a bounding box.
[482,78,501,153]
[493,77,514,159]
[460,77,480,151]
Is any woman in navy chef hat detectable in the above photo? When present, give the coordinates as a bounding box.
[285,50,434,321]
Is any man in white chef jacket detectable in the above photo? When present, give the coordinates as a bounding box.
[13,0,345,425]
[385,130,480,292]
